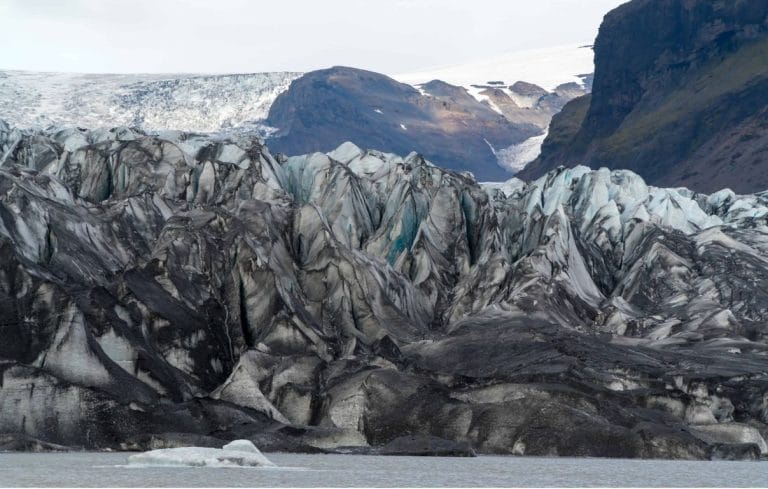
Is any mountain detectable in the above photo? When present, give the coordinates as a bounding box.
[1,120,767,459]
[264,66,541,181]
[0,70,301,133]
[395,44,594,93]
[0,47,593,180]
[394,44,594,174]
[520,0,768,193]
[263,47,594,180]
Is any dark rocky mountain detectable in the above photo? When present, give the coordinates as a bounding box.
[1,120,767,459]
[265,66,545,181]
[519,0,768,193]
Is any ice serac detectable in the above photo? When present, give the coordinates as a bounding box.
[0,122,767,460]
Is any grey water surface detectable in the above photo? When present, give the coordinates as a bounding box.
[0,452,766,487]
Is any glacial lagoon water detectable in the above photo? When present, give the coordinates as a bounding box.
[0,452,766,487]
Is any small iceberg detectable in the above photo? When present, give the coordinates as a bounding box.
[127,440,276,468]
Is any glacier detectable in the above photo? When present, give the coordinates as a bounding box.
[0,71,301,133]
[0,121,767,459]
[493,131,548,173]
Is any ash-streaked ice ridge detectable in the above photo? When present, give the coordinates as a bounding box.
[0,121,766,459]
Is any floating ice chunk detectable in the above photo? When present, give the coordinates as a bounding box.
[127,440,275,468]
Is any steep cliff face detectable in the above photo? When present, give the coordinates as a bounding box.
[1,121,768,458]
[521,0,768,193]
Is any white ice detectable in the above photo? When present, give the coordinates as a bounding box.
[0,70,301,134]
[127,440,276,468]
[494,131,548,173]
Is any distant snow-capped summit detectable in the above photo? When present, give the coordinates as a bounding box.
[394,44,594,93]
[395,45,594,174]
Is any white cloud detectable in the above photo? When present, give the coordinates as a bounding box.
[0,0,625,74]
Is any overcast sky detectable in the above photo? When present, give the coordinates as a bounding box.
[0,0,626,74]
